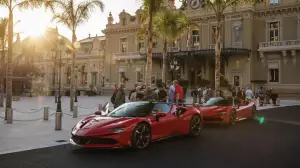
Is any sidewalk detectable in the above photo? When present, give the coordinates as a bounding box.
[0,96,299,155]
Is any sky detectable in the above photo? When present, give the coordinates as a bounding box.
[0,0,182,41]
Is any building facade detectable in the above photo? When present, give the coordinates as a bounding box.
[11,28,106,96]
[103,0,300,97]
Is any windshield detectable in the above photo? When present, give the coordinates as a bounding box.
[202,97,224,106]
[108,102,153,117]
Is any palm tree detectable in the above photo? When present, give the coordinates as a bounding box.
[202,0,253,94]
[0,17,8,107]
[141,0,165,86]
[0,0,46,118]
[46,0,104,111]
[153,10,197,83]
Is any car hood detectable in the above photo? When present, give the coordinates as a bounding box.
[79,116,134,129]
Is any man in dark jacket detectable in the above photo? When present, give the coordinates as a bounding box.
[128,84,138,100]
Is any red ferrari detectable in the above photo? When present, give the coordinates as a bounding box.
[70,101,203,149]
[196,97,256,125]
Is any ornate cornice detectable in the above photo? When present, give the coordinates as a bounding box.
[105,26,141,34]
[255,5,300,17]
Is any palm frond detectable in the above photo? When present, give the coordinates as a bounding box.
[52,14,72,30]
[75,0,104,27]
[0,0,9,7]
[14,0,45,10]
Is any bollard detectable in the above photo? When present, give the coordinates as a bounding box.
[98,104,102,111]
[55,112,62,131]
[44,107,49,121]
[7,108,13,124]
[73,105,78,118]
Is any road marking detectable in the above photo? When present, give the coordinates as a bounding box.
[266,119,300,126]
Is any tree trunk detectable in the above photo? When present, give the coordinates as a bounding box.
[0,43,5,107]
[70,32,77,111]
[145,9,153,86]
[215,23,222,94]
[162,39,167,83]
[6,11,13,118]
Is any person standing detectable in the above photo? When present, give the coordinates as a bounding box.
[173,80,183,104]
[197,87,203,104]
[114,84,125,108]
[130,86,141,102]
[191,87,198,104]
[245,87,254,101]
[166,80,175,104]
[157,83,168,102]
[128,84,138,100]
[257,86,264,107]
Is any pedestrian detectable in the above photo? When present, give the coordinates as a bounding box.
[191,87,198,104]
[197,86,203,104]
[130,86,141,102]
[157,83,168,102]
[114,84,125,108]
[245,87,254,102]
[166,80,175,104]
[110,84,119,105]
[257,86,264,107]
[128,84,138,100]
[173,80,184,104]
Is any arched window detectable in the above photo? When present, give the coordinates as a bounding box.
[66,67,71,84]
[81,66,87,85]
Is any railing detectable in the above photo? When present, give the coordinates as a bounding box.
[189,46,200,51]
[168,47,179,52]
[113,52,144,60]
[209,44,215,49]
[259,40,300,48]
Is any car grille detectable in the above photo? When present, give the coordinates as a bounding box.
[71,135,118,145]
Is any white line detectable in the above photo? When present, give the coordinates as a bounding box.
[266,119,300,126]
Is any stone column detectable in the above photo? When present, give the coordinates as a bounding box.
[259,52,265,67]
[291,50,297,66]
[297,13,300,39]
[282,51,287,64]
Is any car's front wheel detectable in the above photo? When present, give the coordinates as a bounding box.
[189,115,202,137]
[131,123,151,149]
[229,110,237,125]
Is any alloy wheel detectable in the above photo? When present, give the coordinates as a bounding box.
[190,115,202,136]
[134,124,150,149]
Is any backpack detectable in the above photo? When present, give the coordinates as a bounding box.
[111,92,117,104]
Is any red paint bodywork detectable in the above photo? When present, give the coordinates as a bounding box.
[196,101,255,124]
[70,104,202,148]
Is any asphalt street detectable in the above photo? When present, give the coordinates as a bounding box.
[1,106,300,168]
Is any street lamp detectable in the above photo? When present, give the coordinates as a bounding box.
[51,48,58,103]
[55,38,65,130]
[169,58,181,80]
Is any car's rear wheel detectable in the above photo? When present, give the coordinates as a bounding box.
[131,123,151,149]
[189,115,202,137]
[229,111,236,125]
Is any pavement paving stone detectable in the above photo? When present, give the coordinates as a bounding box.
[0,96,299,155]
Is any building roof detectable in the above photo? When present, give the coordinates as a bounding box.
[79,35,105,43]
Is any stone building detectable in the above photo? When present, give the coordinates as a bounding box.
[103,0,300,98]
[11,27,106,96]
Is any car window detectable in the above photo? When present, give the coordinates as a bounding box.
[202,97,224,106]
[108,102,153,117]
[216,99,229,106]
[152,103,171,113]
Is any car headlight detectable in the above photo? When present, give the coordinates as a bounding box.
[108,127,125,133]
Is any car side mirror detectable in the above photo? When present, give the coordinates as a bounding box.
[155,112,166,121]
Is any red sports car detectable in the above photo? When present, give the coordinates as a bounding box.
[70,101,203,149]
[196,97,256,125]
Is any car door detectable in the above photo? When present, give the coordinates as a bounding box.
[150,103,174,140]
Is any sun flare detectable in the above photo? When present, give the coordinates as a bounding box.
[26,25,47,37]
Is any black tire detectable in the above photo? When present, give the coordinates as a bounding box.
[131,123,151,149]
[189,115,202,137]
[229,110,236,125]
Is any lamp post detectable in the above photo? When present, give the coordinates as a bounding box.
[169,58,181,80]
[51,48,58,103]
[74,65,78,103]
[55,38,65,131]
